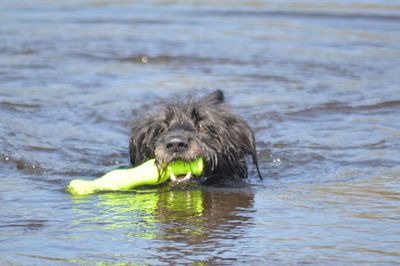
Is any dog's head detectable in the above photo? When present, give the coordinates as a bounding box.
[129,90,261,184]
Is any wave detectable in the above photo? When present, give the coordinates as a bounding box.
[193,9,400,22]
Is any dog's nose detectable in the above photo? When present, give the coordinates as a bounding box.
[165,136,189,153]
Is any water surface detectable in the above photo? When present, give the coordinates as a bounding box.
[1,0,400,264]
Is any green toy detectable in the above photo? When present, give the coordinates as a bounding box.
[67,157,204,195]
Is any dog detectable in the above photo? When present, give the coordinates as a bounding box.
[129,90,261,184]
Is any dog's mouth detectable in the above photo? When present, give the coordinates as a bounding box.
[168,159,196,183]
[161,157,204,184]
[169,171,194,183]
[156,155,204,184]
[154,139,204,181]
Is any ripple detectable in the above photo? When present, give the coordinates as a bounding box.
[192,9,400,22]
[1,154,43,174]
[287,100,400,117]
[0,101,42,111]
[0,220,46,231]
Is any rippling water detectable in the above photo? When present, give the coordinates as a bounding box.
[1,0,400,265]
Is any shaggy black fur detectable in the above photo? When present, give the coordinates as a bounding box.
[129,90,261,184]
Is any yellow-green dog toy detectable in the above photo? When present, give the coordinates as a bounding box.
[67,157,204,195]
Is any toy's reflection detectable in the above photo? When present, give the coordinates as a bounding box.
[72,186,255,245]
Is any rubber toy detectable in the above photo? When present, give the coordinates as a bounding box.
[67,157,204,195]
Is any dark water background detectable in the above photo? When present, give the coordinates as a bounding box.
[1,0,400,265]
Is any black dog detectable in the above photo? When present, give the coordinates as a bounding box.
[129,90,261,184]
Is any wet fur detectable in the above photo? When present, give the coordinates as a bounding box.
[129,90,261,184]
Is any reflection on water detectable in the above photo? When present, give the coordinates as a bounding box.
[69,187,255,264]
[72,191,160,239]
[73,187,254,238]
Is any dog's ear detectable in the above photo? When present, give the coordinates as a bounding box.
[129,133,144,165]
[129,132,146,166]
[235,122,263,180]
[129,119,159,165]
[247,129,263,180]
[204,90,224,105]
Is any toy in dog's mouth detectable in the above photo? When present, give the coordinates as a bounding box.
[163,157,204,184]
[67,157,205,195]
[169,171,194,183]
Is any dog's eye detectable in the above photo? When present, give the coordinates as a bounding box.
[198,124,206,133]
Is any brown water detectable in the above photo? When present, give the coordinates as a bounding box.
[1,1,400,265]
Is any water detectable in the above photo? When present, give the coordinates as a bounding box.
[1,0,400,264]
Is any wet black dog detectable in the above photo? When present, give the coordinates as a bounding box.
[129,90,261,184]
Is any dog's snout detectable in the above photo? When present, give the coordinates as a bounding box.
[165,136,189,153]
